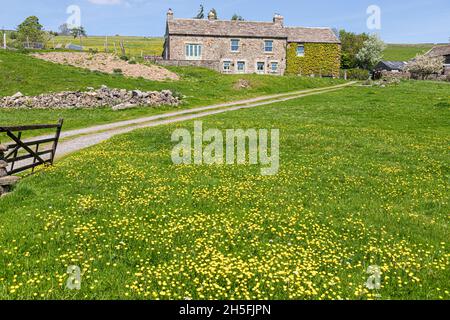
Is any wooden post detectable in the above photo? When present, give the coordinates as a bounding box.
[0,144,8,189]
[50,118,64,165]
[0,144,6,161]
[105,36,108,53]
[10,131,21,172]
[120,40,126,56]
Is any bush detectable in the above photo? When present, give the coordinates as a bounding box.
[406,54,444,80]
[113,68,123,74]
[128,59,137,65]
[119,55,129,61]
[341,68,369,80]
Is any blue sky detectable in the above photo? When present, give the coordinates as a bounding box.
[0,0,449,43]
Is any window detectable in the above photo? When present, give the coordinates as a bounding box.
[223,61,232,72]
[185,44,202,59]
[271,62,279,73]
[237,61,246,73]
[264,40,274,53]
[296,44,305,57]
[231,39,240,52]
[256,62,265,74]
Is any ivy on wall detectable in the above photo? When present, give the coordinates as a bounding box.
[286,43,341,77]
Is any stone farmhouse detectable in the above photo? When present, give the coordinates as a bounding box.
[162,9,341,77]
[426,45,450,75]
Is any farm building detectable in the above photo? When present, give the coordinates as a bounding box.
[374,61,408,72]
[426,45,450,75]
[162,9,341,77]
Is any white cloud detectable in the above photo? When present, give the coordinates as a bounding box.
[88,0,123,5]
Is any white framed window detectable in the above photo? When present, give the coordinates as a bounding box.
[223,60,232,72]
[256,62,265,74]
[231,39,240,52]
[296,44,305,57]
[185,43,202,60]
[264,40,274,53]
[237,61,246,73]
[270,62,279,73]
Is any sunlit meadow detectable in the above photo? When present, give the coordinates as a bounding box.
[0,81,449,300]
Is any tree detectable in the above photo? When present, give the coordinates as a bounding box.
[58,23,71,36]
[356,34,386,70]
[339,30,369,69]
[231,14,244,21]
[406,54,444,80]
[70,26,87,46]
[16,16,45,45]
[194,5,205,19]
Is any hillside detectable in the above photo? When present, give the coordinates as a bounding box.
[51,36,164,57]
[0,50,344,133]
[383,44,435,61]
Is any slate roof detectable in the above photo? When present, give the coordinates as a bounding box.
[375,61,408,71]
[426,45,450,57]
[167,18,340,43]
[285,27,340,43]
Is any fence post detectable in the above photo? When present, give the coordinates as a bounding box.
[50,118,64,165]
[0,143,6,163]
[0,144,8,195]
[3,32,6,50]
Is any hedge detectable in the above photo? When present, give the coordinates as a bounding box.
[340,68,370,80]
[286,43,341,77]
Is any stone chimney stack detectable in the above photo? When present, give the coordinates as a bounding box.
[167,8,174,21]
[273,13,284,26]
[208,10,217,21]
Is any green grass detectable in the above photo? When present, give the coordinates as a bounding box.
[0,50,344,135]
[50,36,164,57]
[383,44,435,61]
[0,80,448,300]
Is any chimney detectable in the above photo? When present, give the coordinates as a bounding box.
[208,10,217,21]
[273,13,284,26]
[167,8,174,21]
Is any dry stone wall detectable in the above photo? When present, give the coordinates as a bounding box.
[0,86,180,110]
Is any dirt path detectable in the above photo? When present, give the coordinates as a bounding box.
[10,82,355,170]
[34,82,356,143]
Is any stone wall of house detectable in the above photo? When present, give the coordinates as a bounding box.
[445,66,450,76]
[168,35,287,75]
[156,59,221,72]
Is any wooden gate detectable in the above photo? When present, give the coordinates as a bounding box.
[0,119,64,175]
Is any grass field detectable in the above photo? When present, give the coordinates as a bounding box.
[0,50,344,136]
[0,80,448,300]
[50,36,164,57]
[383,44,435,61]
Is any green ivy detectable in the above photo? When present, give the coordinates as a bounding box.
[286,43,341,77]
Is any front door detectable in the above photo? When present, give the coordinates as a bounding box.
[257,62,265,74]
[237,61,246,74]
